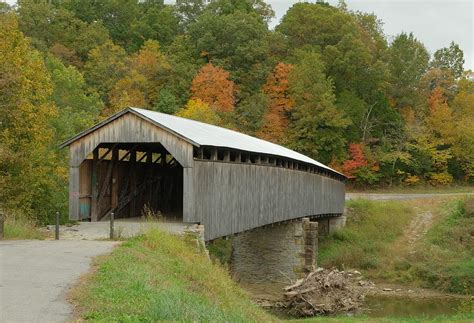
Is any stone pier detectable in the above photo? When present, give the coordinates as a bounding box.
[231,217,318,285]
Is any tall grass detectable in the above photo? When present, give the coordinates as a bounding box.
[71,228,273,321]
[2,213,47,240]
[406,199,474,294]
[319,199,415,270]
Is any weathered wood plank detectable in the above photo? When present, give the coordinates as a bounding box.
[192,161,345,240]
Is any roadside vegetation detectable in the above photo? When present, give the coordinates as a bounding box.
[2,213,48,240]
[70,228,272,321]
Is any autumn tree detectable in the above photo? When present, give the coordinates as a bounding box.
[450,77,474,180]
[84,40,128,103]
[258,62,294,143]
[0,14,63,221]
[176,99,222,125]
[191,63,235,112]
[108,39,172,112]
[335,143,380,184]
[187,10,271,94]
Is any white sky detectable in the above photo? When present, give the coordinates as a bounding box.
[4,0,473,70]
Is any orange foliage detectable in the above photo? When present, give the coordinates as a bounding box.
[341,143,369,179]
[258,62,294,143]
[191,63,235,113]
[427,87,455,142]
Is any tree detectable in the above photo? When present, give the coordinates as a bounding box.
[276,2,389,120]
[205,0,275,25]
[285,51,350,163]
[65,0,141,51]
[258,62,294,143]
[175,0,208,28]
[108,71,148,113]
[83,41,129,103]
[0,14,63,221]
[45,55,102,141]
[176,99,222,125]
[336,143,380,184]
[130,4,180,50]
[388,33,430,110]
[234,92,268,135]
[450,77,474,180]
[187,10,271,93]
[431,42,465,79]
[191,63,235,112]
[17,0,110,60]
[153,88,181,114]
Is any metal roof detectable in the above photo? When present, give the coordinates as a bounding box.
[61,107,343,176]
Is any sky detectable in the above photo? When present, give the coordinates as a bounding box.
[4,0,473,70]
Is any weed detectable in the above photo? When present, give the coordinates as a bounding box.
[2,212,47,240]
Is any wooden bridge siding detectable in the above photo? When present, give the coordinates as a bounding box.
[193,160,345,240]
[68,113,194,220]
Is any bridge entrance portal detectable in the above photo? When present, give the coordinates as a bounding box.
[77,142,183,222]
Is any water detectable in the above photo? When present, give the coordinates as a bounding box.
[362,295,465,319]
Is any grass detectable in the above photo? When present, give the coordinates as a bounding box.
[347,184,474,194]
[2,215,48,240]
[319,197,474,295]
[391,198,474,294]
[319,199,415,270]
[70,228,273,322]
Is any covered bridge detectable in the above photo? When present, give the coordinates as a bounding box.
[61,108,346,240]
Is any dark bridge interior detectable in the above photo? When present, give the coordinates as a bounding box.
[78,142,183,221]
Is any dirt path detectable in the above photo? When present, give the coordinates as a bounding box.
[405,210,433,253]
[0,240,117,323]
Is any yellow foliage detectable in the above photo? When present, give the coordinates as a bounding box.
[404,174,420,186]
[176,99,222,125]
[0,14,62,219]
[108,71,148,114]
[429,172,453,186]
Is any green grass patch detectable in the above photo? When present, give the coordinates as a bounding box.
[208,237,233,265]
[347,185,474,194]
[319,199,415,270]
[404,199,474,294]
[2,215,47,240]
[71,228,273,322]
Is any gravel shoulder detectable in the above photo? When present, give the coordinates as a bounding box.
[0,240,117,323]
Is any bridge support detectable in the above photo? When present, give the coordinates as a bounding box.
[231,218,318,285]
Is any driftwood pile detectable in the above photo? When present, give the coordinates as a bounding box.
[281,267,371,317]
